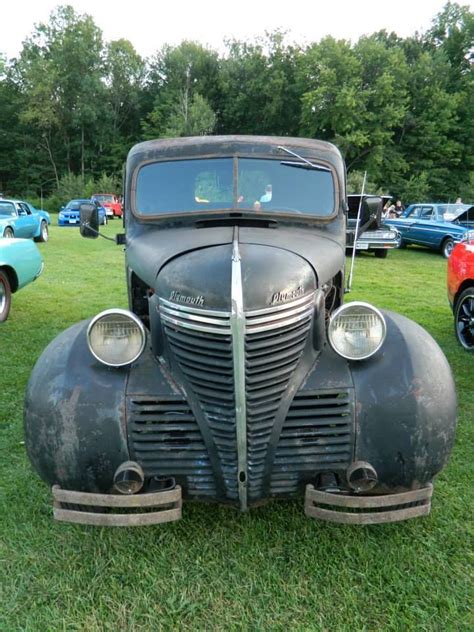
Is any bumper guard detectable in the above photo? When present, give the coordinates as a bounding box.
[305,483,433,524]
[52,484,182,527]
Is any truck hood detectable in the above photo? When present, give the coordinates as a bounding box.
[127,222,345,292]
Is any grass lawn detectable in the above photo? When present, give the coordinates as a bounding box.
[0,224,472,630]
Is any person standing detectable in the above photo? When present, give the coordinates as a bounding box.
[394,200,405,216]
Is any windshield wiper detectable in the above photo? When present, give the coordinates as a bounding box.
[278,145,331,172]
[280,161,331,172]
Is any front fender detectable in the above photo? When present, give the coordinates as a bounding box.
[24,320,130,492]
[350,310,456,489]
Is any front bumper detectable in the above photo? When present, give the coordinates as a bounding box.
[355,230,401,250]
[305,483,433,524]
[52,485,182,526]
[58,217,80,226]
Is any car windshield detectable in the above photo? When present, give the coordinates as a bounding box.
[135,157,335,217]
[65,200,87,209]
[94,195,114,203]
[0,202,16,217]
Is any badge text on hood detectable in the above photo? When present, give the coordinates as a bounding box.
[169,290,205,307]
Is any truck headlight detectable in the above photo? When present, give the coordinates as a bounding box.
[87,309,146,367]
[328,302,386,360]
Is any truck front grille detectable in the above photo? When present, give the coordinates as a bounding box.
[158,293,317,503]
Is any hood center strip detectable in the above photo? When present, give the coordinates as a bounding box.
[231,226,248,510]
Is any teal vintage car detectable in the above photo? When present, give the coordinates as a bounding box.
[0,238,44,321]
[0,199,50,241]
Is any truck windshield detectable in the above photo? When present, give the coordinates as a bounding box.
[135,157,335,217]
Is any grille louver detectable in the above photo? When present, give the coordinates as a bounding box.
[128,395,217,497]
[270,391,353,495]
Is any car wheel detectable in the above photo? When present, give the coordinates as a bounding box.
[34,220,49,243]
[3,227,14,239]
[0,270,12,322]
[454,288,474,351]
[374,249,388,259]
[441,237,454,258]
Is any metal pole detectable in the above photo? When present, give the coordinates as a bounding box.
[346,172,367,293]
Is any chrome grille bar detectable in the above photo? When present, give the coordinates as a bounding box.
[159,301,232,335]
[231,228,248,511]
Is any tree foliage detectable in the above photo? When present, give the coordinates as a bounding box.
[0,2,472,205]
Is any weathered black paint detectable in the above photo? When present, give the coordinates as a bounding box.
[24,321,129,492]
[24,310,456,501]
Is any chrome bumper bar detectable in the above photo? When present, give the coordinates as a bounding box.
[52,485,182,527]
[305,483,433,524]
[355,241,398,250]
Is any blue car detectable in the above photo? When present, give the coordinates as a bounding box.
[58,199,107,226]
[0,238,44,321]
[0,199,50,242]
[386,203,474,257]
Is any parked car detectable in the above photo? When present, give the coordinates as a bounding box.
[0,238,44,321]
[447,231,474,350]
[58,199,107,226]
[92,193,123,218]
[0,199,50,242]
[25,136,456,527]
[346,194,400,258]
[385,203,474,257]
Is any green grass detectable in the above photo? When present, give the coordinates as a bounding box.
[0,226,473,631]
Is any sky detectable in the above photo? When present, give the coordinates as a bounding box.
[2,0,473,60]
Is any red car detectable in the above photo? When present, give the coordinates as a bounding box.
[92,193,123,218]
[448,231,474,350]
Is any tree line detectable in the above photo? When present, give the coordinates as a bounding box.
[0,2,472,207]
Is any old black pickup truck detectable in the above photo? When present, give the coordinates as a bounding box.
[24,136,456,526]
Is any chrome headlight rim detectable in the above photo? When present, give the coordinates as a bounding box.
[328,301,386,361]
[87,308,146,367]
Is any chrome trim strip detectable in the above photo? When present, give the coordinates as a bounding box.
[245,299,315,326]
[159,296,231,317]
[231,227,248,511]
[160,313,231,335]
[160,305,232,327]
[245,306,315,334]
